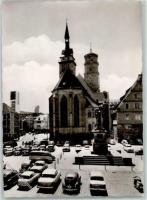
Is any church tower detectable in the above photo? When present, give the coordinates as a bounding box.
[84,48,100,93]
[59,23,76,78]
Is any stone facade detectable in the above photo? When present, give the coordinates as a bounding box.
[3,103,20,141]
[117,74,143,142]
[49,24,109,141]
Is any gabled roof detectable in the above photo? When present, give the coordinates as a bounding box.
[117,74,142,109]
[52,70,82,92]
[77,74,96,102]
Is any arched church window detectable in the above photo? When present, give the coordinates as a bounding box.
[60,95,68,127]
[88,111,91,118]
[88,124,92,132]
[74,95,79,127]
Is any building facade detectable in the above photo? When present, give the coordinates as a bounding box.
[117,74,143,142]
[34,114,49,131]
[3,103,20,142]
[49,24,109,142]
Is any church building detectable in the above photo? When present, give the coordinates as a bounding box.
[49,24,109,142]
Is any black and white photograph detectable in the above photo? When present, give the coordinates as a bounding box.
[2,0,143,198]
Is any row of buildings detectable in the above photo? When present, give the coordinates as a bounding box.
[3,24,143,144]
[3,94,49,142]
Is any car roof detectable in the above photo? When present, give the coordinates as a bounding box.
[4,169,17,176]
[35,160,45,164]
[42,168,57,175]
[65,172,78,178]
[90,171,103,177]
[21,171,34,176]
[30,165,43,170]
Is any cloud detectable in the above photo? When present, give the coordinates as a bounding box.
[101,74,135,100]
[3,35,63,66]
[3,61,58,113]
[3,34,140,112]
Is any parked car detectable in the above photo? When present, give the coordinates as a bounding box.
[49,140,55,145]
[19,160,32,173]
[121,140,128,145]
[39,145,46,151]
[29,151,55,164]
[63,144,70,152]
[62,172,81,193]
[18,171,40,190]
[29,165,46,174]
[135,148,143,155]
[75,145,82,153]
[32,145,40,151]
[33,160,48,170]
[47,144,55,152]
[37,168,61,190]
[83,140,89,146]
[56,141,64,146]
[4,146,14,156]
[123,143,132,147]
[133,176,144,193]
[89,171,107,195]
[124,146,134,153]
[3,169,19,190]
[14,147,22,156]
[84,145,90,150]
[108,139,116,145]
[65,141,70,145]
[22,146,31,156]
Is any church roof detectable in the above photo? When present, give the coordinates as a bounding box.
[52,69,106,108]
[52,70,83,92]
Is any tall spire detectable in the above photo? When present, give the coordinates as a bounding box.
[64,20,70,40]
[64,21,70,53]
[90,42,92,53]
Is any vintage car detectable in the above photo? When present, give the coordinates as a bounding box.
[4,169,19,190]
[4,146,14,156]
[123,143,132,147]
[124,146,134,153]
[108,139,116,145]
[37,168,61,190]
[14,146,22,156]
[133,176,144,193]
[89,171,107,195]
[49,141,55,145]
[29,165,46,174]
[18,171,40,190]
[32,145,40,151]
[19,160,32,173]
[39,145,46,151]
[62,172,81,193]
[75,145,82,153]
[63,144,70,152]
[33,161,48,170]
[135,148,143,155]
[29,151,55,164]
[84,145,90,150]
[22,146,31,156]
[47,144,55,152]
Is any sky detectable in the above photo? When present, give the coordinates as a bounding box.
[2,0,142,113]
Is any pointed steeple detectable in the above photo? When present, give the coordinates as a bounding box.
[64,22,70,51]
[59,22,76,78]
[64,22,70,40]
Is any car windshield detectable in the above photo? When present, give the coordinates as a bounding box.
[21,175,32,179]
[35,163,43,166]
[91,176,104,181]
[42,174,56,178]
